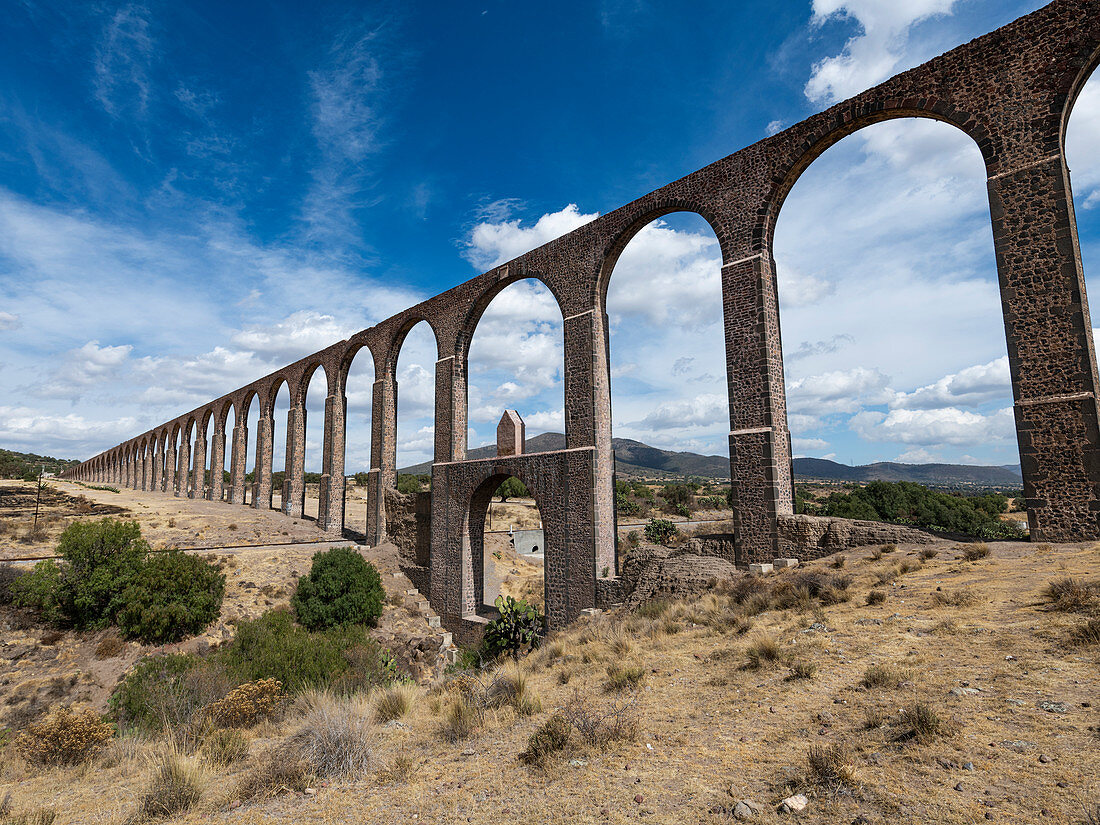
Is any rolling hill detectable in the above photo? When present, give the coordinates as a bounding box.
[399,433,1023,488]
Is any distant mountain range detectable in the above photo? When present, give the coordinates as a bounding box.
[400,432,1023,488]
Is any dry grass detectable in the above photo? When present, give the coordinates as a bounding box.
[898,701,946,744]
[806,743,859,787]
[133,753,205,821]
[94,632,126,660]
[861,663,902,689]
[287,692,374,779]
[1044,577,1098,613]
[788,660,818,680]
[961,542,990,561]
[200,728,249,767]
[866,589,886,605]
[9,485,1100,825]
[232,746,313,803]
[373,682,418,723]
[932,588,981,607]
[919,548,939,560]
[1069,617,1100,647]
[604,663,646,692]
[745,634,783,669]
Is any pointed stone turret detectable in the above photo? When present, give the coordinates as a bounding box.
[496,410,525,457]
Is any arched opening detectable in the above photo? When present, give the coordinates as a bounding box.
[220,404,236,501]
[170,425,183,496]
[603,211,729,532]
[200,414,214,499]
[269,380,291,512]
[1067,69,1100,346]
[394,321,438,476]
[466,279,565,453]
[772,117,1013,478]
[468,473,546,614]
[300,365,329,521]
[182,420,197,497]
[343,346,376,537]
[242,392,260,505]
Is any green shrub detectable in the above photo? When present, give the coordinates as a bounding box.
[616,497,641,516]
[11,560,63,623]
[494,476,528,502]
[396,474,422,495]
[111,653,230,732]
[291,547,384,631]
[643,518,679,546]
[11,519,152,631]
[481,596,542,660]
[116,550,225,644]
[217,609,376,693]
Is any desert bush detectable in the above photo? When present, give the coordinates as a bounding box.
[20,519,149,630]
[116,550,225,644]
[604,663,646,692]
[233,747,313,802]
[484,669,541,716]
[625,530,640,548]
[94,632,126,659]
[481,596,542,660]
[866,589,887,606]
[287,697,374,778]
[861,663,900,689]
[961,542,990,561]
[559,690,638,749]
[291,547,383,631]
[919,548,939,560]
[204,678,284,728]
[0,562,23,605]
[135,754,204,820]
[899,701,944,744]
[931,588,980,607]
[1070,617,1100,647]
[643,518,680,546]
[111,654,231,733]
[374,682,418,723]
[218,608,378,693]
[806,743,858,787]
[774,570,852,607]
[830,555,846,569]
[0,808,56,825]
[39,629,63,645]
[1044,577,1098,613]
[518,713,572,769]
[441,696,481,742]
[874,568,897,585]
[880,544,897,554]
[789,660,818,680]
[636,600,670,620]
[869,547,884,561]
[201,728,249,766]
[10,560,63,624]
[15,705,113,766]
[745,634,783,669]
[697,495,729,510]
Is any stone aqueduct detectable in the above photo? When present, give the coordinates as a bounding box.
[62,0,1100,635]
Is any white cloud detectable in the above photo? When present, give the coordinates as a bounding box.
[635,393,728,430]
[1067,75,1100,206]
[890,356,1010,410]
[786,366,892,415]
[895,446,940,463]
[524,408,565,432]
[805,0,957,104]
[93,4,154,119]
[230,311,358,364]
[793,436,829,452]
[34,340,133,401]
[463,204,598,271]
[0,311,22,330]
[0,405,139,456]
[851,406,1014,446]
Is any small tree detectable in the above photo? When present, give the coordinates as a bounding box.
[396,474,422,494]
[495,476,529,502]
[292,547,384,630]
[116,550,226,644]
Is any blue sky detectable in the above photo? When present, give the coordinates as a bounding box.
[1,0,1097,473]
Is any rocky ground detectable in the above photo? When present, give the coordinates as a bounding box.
[0,482,1097,824]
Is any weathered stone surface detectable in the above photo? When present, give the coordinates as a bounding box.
[63,2,1100,634]
[620,543,738,606]
[778,514,935,559]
